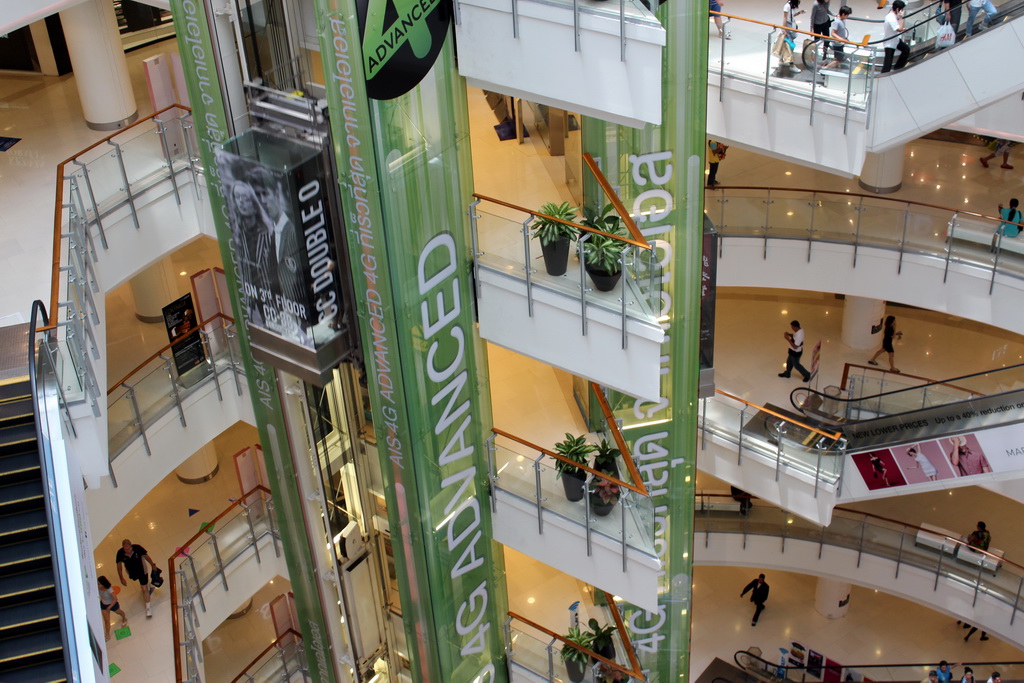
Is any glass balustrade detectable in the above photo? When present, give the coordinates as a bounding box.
[232,637,309,683]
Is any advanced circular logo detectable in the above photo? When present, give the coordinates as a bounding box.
[356,0,452,100]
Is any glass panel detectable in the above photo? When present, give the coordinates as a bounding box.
[715,192,769,237]
[108,389,138,458]
[814,195,859,242]
[116,121,171,189]
[128,359,176,427]
[507,628,556,680]
[856,199,907,250]
[79,145,128,213]
[765,193,813,239]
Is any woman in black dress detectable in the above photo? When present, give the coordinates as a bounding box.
[868,315,902,373]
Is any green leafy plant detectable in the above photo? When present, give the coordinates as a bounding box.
[587,619,618,653]
[554,433,595,479]
[591,479,621,505]
[581,204,629,275]
[593,438,621,474]
[561,626,595,664]
[532,201,579,246]
[598,661,628,682]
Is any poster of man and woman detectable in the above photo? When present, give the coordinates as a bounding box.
[851,432,1000,491]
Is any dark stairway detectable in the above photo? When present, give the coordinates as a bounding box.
[0,324,67,682]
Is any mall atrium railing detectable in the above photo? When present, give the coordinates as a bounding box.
[469,193,661,348]
[711,0,1024,130]
[488,383,654,569]
[229,629,309,683]
[106,312,245,470]
[170,485,282,683]
[45,104,199,433]
[706,185,1024,293]
[700,390,847,495]
[695,493,1024,628]
[504,592,643,682]
[792,361,1024,423]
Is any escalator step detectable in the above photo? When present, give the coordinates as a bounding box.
[0,509,47,545]
[0,480,44,516]
[0,598,59,637]
[1,659,67,683]
[0,628,64,670]
[0,399,34,429]
[0,423,37,458]
[0,569,55,609]
[0,451,41,486]
[0,538,52,577]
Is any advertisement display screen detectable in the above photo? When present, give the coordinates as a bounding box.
[162,292,206,377]
[216,132,344,351]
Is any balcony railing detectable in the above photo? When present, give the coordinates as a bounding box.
[706,185,1024,293]
[170,485,283,683]
[229,629,309,683]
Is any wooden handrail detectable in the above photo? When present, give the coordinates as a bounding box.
[472,193,652,250]
[229,629,303,682]
[170,485,273,683]
[107,312,235,395]
[491,427,648,496]
[47,104,193,334]
[582,153,649,249]
[603,590,642,678]
[705,185,1024,230]
[508,609,643,681]
[711,10,871,46]
[590,382,650,497]
[714,389,843,441]
[839,363,987,397]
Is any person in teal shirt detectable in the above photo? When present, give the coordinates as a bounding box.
[998,198,1022,237]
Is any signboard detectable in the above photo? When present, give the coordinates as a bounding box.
[809,339,822,378]
[162,293,206,377]
[216,132,344,350]
[356,0,451,99]
[699,222,717,370]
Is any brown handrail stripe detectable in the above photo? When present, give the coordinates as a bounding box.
[230,629,303,683]
[604,591,643,677]
[840,362,986,397]
[491,427,647,496]
[715,389,843,440]
[582,153,649,249]
[590,382,650,497]
[472,192,651,250]
[711,10,871,45]
[508,611,642,680]
[107,312,234,395]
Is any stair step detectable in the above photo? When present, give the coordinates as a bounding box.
[0,659,67,683]
[0,422,37,458]
[0,378,31,406]
[0,598,59,638]
[0,509,48,545]
[0,538,52,577]
[0,451,41,485]
[0,568,55,609]
[0,398,34,429]
[0,480,44,516]
[0,628,64,670]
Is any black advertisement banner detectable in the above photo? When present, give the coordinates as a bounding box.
[700,225,717,369]
[216,134,344,351]
[162,293,206,376]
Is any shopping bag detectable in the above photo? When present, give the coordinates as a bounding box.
[936,22,956,48]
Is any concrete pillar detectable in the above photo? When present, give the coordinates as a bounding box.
[175,443,220,484]
[59,0,138,131]
[128,262,177,324]
[858,146,905,194]
[841,296,886,350]
[815,578,851,619]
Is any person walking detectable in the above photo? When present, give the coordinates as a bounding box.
[707,140,729,188]
[823,6,852,69]
[961,667,977,682]
[967,521,991,550]
[944,0,963,30]
[881,0,910,72]
[868,315,902,373]
[775,0,806,75]
[779,320,812,381]
[741,573,770,626]
[962,624,989,640]
[965,0,997,36]
[98,576,128,641]
[936,661,956,683]
[116,539,157,617]
[811,0,833,50]
[711,0,731,39]
[980,139,1014,169]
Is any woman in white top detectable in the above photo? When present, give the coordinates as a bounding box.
[778,0,807,72]
[99,575,128,641]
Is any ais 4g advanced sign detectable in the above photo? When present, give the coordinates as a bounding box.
[357,0,451,99]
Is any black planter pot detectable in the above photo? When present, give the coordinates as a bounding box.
[589,495,617,517]
[585,263,622,292]
[594,462,619,480]
[592,641,616,664]
[561,470,586,502]
[565,658,587,683]
[541,237,571,276]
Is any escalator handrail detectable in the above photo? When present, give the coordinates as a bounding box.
[735,649,1024,677]
[28,300,77,682]
[840,363,987,398]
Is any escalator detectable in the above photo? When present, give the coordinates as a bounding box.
[0,322,67,683]
[790,363,1024,452]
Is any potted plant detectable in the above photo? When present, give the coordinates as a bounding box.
[561,626,594,683]
[597,661,628,683]
[592,438,620,479]
[581,204,628,292]
[554,433,595,502]
[532,201,578,276]
[589,479,620,517]
[588,619,618,662]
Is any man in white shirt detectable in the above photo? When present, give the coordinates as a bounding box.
[779,320,811,382]
[881,0,910,72]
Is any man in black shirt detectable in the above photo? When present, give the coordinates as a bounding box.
[116,539,156,617]
[741,573,770,626]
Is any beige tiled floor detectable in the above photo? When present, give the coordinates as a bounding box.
[4,21,1024,683]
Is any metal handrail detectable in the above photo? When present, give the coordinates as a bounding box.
[170,485,275,682]
[737,648,1024,676]
[840,362,988,397]
[229,629,304,683]
[716,389,843,441]
[712,10,872,47]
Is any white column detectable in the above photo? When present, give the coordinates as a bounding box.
[128,262,177,324]
[59,0,138,131]
[175,443,221,484]
[858,146,905,194]
[841,296,886,350]
[212,0,249,134]
[814,578,851,619]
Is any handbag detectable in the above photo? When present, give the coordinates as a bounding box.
[150,567,165,588]
[936,22,955,48]
[870,318,883,335]
[934,3,946,24]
